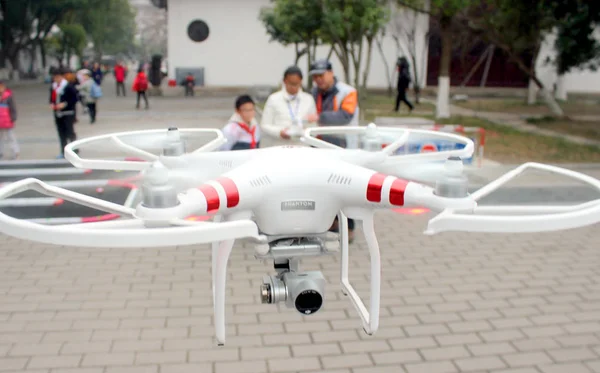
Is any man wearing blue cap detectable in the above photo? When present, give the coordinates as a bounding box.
[305,59,359,242]
[305,59,359,148]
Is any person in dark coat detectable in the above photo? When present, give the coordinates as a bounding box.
[49,67,79,158]
[91,62,103,86]
[395,57,414,112]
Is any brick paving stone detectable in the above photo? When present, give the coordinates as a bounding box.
[159,364,211,373]
[404,361,458,373]
[105,367,158,373]
[268,357,321,372]
[321,353,373,369]
[0,80,599,372]
[0,357,29,371]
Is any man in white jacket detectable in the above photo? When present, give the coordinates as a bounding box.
[260,66,317,144]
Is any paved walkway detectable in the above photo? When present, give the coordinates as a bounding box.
[0,79,599,373]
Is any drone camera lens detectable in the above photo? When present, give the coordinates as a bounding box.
[295,289,323,315]
[282,271,326,315]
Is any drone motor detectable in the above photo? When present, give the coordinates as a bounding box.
[434,156,469,198]
[163,127,186,156]
[140,163,179,209]
[261,270,326,315]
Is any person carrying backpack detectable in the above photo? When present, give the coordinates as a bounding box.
[132,68,149,109]
[76,69,101,124]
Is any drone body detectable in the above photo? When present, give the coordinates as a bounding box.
[1,124,600,346]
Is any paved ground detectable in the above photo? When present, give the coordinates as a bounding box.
[0,79,599,373]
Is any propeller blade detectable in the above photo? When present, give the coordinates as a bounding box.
[424,162,600,235]
[0,214,261,248]
[0,178,136,217]
[63,128,227,172]
[375,161,451,185]
[0,176,262,248]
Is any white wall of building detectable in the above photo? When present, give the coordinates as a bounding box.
[167,0,429,89]
[536,27,600,94]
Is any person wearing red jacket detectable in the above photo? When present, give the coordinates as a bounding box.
[114,61,127,97]
[131,68,149,109]
[0,80,19,160]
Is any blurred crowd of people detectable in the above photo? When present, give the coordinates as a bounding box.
[0,56,409,241]
[47,60,151,158]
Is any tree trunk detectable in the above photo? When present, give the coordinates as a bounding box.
[306,47,313,91]
[0,0,9,69]
[349,35,364,90]
[555,74,567,101]
[436,17,452,119]
[294,43,301,65]
[361,37,374,101]
[8,52,20,80]
[375,35,393,97]
[527,79,537,105]
[40,40,47,69]
[410,54,421,104]
[497,43,563,116]
[333,44,351,84]
[532,75,564,116]
[29,47,36,74]
[327,45,335,60]
[419,32,430,104]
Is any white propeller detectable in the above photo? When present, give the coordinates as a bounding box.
[0,173,261,248]
[302,123,475,185]
[64,127,227,171]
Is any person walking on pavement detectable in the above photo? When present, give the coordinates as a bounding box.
[114,61,127,96]
[91,62,103,86]
[305,59,360,242]
[132,68,149,109]
[395,57,414,113]
[49,68,79,158]
[76,69,100,124]
[0,80,20,160]
[260,65,317,144]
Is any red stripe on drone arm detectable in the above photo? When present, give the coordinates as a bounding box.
[216,177,240,208]
[198,184,220,212]
[389,178,409,206]
[366,173,386,202]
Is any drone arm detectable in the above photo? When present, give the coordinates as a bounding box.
[350,172,476,212]
[141,175,259,221]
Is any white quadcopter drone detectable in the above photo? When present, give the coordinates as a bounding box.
[1,123,600,347]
